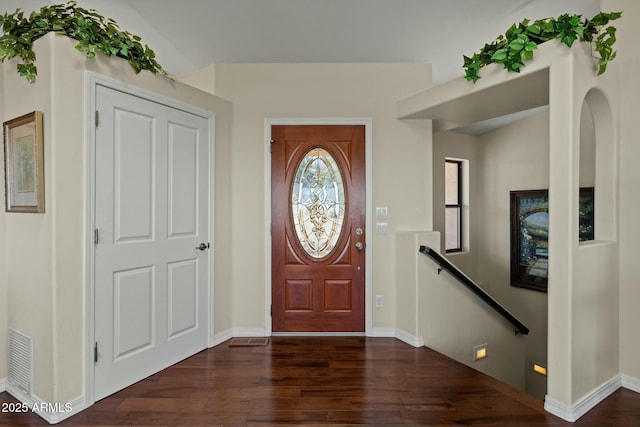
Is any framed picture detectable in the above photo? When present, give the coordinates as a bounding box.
[579,187,595,241]
[3,111,45,213]
[510,188,595,292]
[510,190,549,292]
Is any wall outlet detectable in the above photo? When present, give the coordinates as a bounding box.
[375,295,384,307]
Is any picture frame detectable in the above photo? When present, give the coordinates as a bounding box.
[578,187,595,241]
[3,111,45,213]
[510,188,595,292]
[510,190,549,292]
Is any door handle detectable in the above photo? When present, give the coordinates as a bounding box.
[196,243,210,251]
[355,242,365,251]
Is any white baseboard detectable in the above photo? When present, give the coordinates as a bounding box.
[5,383,86,424]
[367,327,395,338]
[231,327,268,337]
[212,326,425,348]
[272,332,365,336]
[0,377,6,393]
[622,374,640,393]
[211,328,233,347]
[544,375,622,422]
[394,328,425,348]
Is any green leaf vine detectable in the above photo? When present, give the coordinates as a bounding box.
[463,11,622,83]
[0,1,169,83]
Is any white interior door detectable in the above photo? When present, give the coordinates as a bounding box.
[94,85,210,401]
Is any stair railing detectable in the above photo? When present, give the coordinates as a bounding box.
[419,245,529,335]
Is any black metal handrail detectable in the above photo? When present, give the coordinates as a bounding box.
[419,245,529,335]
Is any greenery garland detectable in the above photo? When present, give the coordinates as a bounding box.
[463,11,622,83]
[0,1,168,83]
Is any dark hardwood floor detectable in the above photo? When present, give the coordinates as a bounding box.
[2,337,639,426]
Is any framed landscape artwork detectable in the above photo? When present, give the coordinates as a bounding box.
[3,111,45,213]
[510,188,594,292]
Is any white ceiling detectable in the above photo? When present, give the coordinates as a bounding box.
[3,0,601,85]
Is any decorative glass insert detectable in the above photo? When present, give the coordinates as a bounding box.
[292,148,345,258]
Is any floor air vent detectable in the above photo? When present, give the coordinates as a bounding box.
[8,328,33,395]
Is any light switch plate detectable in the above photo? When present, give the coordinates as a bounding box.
[376,222,388,235]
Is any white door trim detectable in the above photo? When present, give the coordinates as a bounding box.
[84,72,215,406]
[264,118,373,336]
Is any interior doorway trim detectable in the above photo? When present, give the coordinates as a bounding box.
[264,117,373,336]
[84,72,215,407]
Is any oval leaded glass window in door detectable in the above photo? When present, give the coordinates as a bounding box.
[291,148,345,259]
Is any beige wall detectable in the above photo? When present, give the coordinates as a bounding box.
[0,33,232,406]
[2,36,56,401]
[433,131,479,278]
[204,63,432,332]
[535,39,621,411]
[603,0,640,384]
[433,113,550,400]
[0,56,6,383]
[178,64,234,337]
[397,231,526,390]
[477,112,551,401]
[566,38,620,404]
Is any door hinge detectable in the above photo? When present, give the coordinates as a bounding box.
[94,228,99,245]
[270,305,272,317]
[94,342,98,363]
[95,110,99,128]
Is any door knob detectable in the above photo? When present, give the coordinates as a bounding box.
[355,242,364,251]
[196,243,210,251]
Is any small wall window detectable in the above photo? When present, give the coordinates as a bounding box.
[445,159,463,252]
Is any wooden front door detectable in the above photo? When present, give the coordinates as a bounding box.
[271,125,365,332]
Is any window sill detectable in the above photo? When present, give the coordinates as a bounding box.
[578,239,616,249]
[446,250,471,257]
